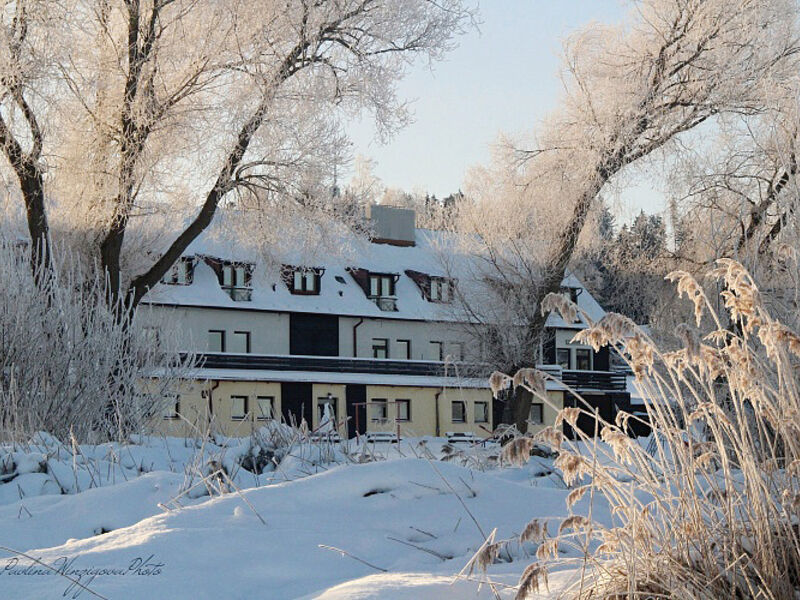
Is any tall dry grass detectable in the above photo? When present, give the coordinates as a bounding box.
[505,259,800,599]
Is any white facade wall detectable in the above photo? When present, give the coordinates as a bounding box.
[339,316,474,361]
[139,305,288,354]
[140,304,476,360]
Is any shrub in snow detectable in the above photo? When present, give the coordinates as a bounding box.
[486,261,800,599]
[0,237,192,442]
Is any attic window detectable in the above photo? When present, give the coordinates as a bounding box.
[429,277,454,303]
[346,268,399,311]
[281,265,323,295]
[368,273,398,311]
[559,286,581,322]
[161,257,194,285]
[369,274,396,298]
[221,262,253,301]
[560,286,580,304]
[405,270,455,304]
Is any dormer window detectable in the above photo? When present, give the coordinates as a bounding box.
[561,286,580,304]
[405,270,455,303]
[369,274,396,298]
[346,268,399,311]
[429,277,454,303]
[221,262,253,301]
[281,265,323,295]
[161,257,194,285]
[559,286,581,322]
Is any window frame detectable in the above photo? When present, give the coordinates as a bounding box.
[372,338,389,359]
[317,396,338,424]
[290,268,321,295]
[208,330,226,353]
[451,400,467,423]
[430,341,444,361]
[396,339,412,360]
[162,396,180,420]
[161,257,194,285]
[575,348,592,371]
[256,396,275,421]
[230,395,248,421]
[220,262,253,301]
[429,277,453,303]
[371,398,388,422]
[474,401,489,424]
[368,273,396,297]
[230,331,251,354]
[556,348,571,370]
[529,402,544,425]
[395,399,411,422]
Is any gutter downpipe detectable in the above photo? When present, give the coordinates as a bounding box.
[352,318,364,357]
[434,388,443,437]
[207,380,220,425]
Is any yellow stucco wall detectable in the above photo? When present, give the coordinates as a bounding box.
[150,379,496,439]
[526,390,565,435]
[364,385,494,437]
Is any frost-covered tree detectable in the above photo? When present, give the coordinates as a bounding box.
[0,0,474,310]
[450,0,800,431]
[0,235,191,442]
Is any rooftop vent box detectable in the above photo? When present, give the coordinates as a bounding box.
[367,204,416,247]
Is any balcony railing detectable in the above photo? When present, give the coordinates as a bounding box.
[188,354,628,392]
[222,286,252,301]
[561,369,627,391]
[369,296,397,311]
[193,353,477,378]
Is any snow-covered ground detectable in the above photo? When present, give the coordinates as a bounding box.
[0,431,605,599]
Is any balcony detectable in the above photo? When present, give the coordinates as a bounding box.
[222,286,252,301]
[193,353,479,378]
[370,296,397,311]
[561,369,627,391]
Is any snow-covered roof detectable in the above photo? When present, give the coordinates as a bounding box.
[142,224,606,327]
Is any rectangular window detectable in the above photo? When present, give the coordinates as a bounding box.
[371,399,388,421]
[396,399,411,421]
[231,395,248,420]
[447,342,465,362]
[474,401,489,424]
[556,348,571,370]
[372,338,389,359]
[317,396,338,424]
[221,263,252,300]
[230,331,251,353]
[369,274,395,297]
[397,339,411,360]
[430,341,444,361]
[290,269,320,294]
[143,326,160,346]
[162,396,180,420]
[429,277,452,302]
[162,258,194,285]
[256,396,274,420]
[208,330,225,353]
[451,400,466,423]
[529,403,544,425]
[575,349,592,370]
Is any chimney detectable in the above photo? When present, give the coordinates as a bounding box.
[367,204,416,247]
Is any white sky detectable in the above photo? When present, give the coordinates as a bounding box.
[347,0,666,223]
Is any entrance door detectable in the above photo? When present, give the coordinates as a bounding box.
[281,382,312,427]
[345,384,367,438]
